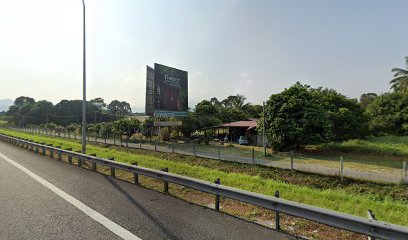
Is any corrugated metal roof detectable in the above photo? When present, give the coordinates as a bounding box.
[221,120,257,129]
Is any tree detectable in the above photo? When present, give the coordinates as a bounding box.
[90,97,107,110]
[265,83,332,150]
[112,118,141,144]
[67,123,80,139]
[312,88,369,141]
[390,56,408,93]
[99,122,114,143]
[359,93,378,108]
[6,96,36,126]
[14,96,35,106]
[192,100,221,129]
[221,94,250,109]
[366,92,408,135]
[108,100,131,117]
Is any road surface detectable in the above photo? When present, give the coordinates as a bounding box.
[0,141,294,240]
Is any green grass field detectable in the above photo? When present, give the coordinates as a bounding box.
[158,137,406,176]
[1,128,407,226]
[326,135,408,157]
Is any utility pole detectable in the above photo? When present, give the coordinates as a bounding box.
[263,101,266,156]
[81,0,87,154]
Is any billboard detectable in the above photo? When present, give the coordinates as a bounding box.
[145,63,188,117]
[145,65,155,116]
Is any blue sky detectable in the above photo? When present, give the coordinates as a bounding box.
[0,0,407,112]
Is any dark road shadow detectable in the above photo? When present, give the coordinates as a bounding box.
[103,175,178,240]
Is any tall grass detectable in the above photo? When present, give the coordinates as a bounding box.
[1,128,408,226]
[327,135,408,157]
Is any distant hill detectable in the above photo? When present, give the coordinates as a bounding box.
[0,99,13,112]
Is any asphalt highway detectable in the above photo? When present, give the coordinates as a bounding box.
[0,141,294,240]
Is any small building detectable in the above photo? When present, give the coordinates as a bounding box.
[220,118,265,146]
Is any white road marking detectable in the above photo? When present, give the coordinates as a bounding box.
[0,152,142,240]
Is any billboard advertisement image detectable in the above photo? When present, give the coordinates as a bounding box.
[145,63,188,117]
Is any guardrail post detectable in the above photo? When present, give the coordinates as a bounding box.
[56,146,62,160]
[367,209,377,240]
[76,150,82,167]
[90,153,97,171]
[403,161,407,183]
[41,143,46,155]
[275,190,280,231]
[132,162,139,184]
[162,168,169,193]
[49,146,54,158]
[252,148,255,164]
[109,157,115,177]
[65,148,73,163]
[215,178,221,211]
[290,151,294,170]
[340,156,344,181]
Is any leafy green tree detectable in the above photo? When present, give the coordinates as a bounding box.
[67,123,80,139]
[312,88,369,141]
[359,93,378,108]
[192,100,221,129]
[390,56,408,93]
[243,104,263,118]
[366,92,408,135]
[90,98,107,111]
[99,122,114,143]
[112,118,141,144]
[265,83,332,150]
[108,100,131,117]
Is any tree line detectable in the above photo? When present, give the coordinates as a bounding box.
[5,97,131,126]
[4,57,408,149]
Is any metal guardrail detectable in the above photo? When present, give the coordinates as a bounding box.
[1,133,408,240]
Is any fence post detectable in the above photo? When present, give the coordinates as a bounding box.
[162,168,169,193]
[403,161,407,183]
[172,140,175,153]
[214,178,221,211]
[367,209,377,240]
[193,144,196,156]
[90,153,97,171]
[340,156,344,181]
[290,151,294,170]
[139,136,142,149]
[155,140,157,151]
[275,190,280,231]
[252,148,255,164]
[218,145,221,160]
[109,157,115,177]
[132,162,139,184]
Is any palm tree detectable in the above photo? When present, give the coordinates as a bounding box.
[390,56,408,93]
